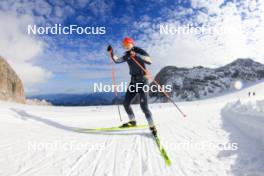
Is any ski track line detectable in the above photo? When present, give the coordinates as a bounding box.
[60,143,100,176]
[124,135,140,176]
[107,134,138,176]
[163,110,209,175]
[107,134,128,176]
[111,134,138,176]
[132,136,142,176]
[0,140,19,148]
[141,135,154,176]
[138,134,143,176]
[64,148,93,176]
[108,135,120,176]
[139,133,155,176]
[148,137,165,176]
[121,134,139,176]
[122,135,137,176]
[109,134,137,176]
[92,135,119,176]
[178,160,190,176]
[13,153,57,176]
[88,135,114,176]
[100,135,117,176]
[46,135,111,176]
[17,154,73,176]
[13,147,81,176]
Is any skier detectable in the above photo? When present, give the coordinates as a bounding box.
[107,37,157,137]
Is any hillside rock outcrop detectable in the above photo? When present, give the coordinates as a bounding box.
[0,57,25,103]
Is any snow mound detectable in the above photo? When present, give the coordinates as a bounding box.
[222,100,264,146]
[221,100,264,175]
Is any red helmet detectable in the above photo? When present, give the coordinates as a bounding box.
[123,37,134,45]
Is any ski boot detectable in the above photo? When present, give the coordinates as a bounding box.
[120,120,137,128]
[150,126,158,138]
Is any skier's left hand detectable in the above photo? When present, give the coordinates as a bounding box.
[107,45,113,52]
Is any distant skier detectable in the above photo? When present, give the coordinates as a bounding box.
[248,92,251,97]
[107,37,157,137]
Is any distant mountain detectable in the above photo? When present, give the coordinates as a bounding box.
[28,92,125,106]
[150,58,264,102]
[0,57,25,103]
[29,58,264,106]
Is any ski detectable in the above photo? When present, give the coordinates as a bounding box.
[75,125,148,132]
[153,135,171,166]
[76,125,171,165]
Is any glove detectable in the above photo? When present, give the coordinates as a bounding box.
[107,45,113,52]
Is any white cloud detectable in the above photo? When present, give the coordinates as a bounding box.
[133,0,264,75]
[34,0,52,16]
[0,0,117,94]
[76,15,92,24]
[11,62,52,84]
[0,11,52,88]
[87,0,113,19]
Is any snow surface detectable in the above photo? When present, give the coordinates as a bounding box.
[0,82,264,176]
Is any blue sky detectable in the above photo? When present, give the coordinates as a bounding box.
[0,0,264,95]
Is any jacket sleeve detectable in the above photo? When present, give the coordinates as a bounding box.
[111,52,127,64]
[134,47,152,65]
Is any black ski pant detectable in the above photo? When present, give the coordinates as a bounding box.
[123,76,154,126]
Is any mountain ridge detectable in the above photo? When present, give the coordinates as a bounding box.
[150,58,264,102]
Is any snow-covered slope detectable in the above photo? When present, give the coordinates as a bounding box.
[221,99,264,175]
[0,82,264,176]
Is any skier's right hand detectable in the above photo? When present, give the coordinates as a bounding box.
[107,45,113,52]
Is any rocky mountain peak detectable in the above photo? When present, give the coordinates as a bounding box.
[0,57,26,103]
[228,58,258,67]
[150,58,264,102]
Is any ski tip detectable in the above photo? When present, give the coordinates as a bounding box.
[163,154,172,166]
[166,161,172,166]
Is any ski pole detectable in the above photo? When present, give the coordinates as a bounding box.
[130,55,186,118]
[108,50,122,122]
